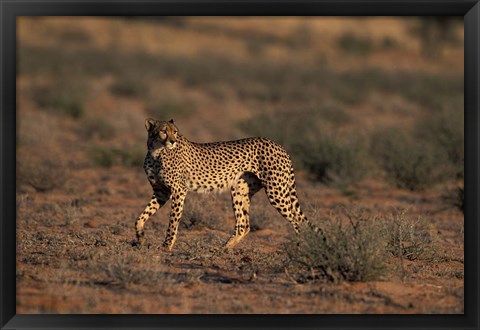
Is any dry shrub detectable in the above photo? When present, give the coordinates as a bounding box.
[415,106,464,179]
[450,186,464,213]
[288,208,438,282]
[384,210,437,261]
[181,194,226,231]
[145,98,195,121]
[29,80,86,119]
[297,131,370,185]
[337,32,373,56]
[99,255,167,289]
[109,76,145,98]
[17,157,68,192]
[77,116,116,141]
[88,145,144,168]
[287,208,387,282]
[370,127,446,190]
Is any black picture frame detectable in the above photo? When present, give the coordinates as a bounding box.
[1,1,478,329]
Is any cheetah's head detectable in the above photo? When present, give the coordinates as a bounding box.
[145,118,179,158]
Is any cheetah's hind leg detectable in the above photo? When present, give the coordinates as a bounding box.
[224,172,262,249]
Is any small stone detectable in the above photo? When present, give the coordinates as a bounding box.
[84,221,98,228]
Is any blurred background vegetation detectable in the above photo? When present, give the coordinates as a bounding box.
[17,16,464,192]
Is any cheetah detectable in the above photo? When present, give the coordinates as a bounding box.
[134,118,313,251]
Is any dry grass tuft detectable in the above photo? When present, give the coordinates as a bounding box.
[287,207,387,283]
[17,157,68,192]
[384,210,437,261]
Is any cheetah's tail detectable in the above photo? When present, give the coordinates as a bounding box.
[288,169,324,236]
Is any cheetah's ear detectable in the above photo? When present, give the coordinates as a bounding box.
[168,119,174,124]
[145,118,158,131]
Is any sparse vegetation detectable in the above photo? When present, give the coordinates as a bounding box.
[145,99,195,120]
[337,32,373,56]
[288,208,388,282]
[110,77,145,98]
[415,107,464,179]
[29,81,85,119]
[78,116,116,140]
[384,210,437,261]
[89,145,144,167]
[17,158,68,192]
[443,186,464,213]
[288,208,439,283]
[409,17,462,59]
[297,131,369,185]
[99,256,166,289]
[370,128,446,190]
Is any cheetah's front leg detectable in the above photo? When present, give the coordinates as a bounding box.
[162,190,187,251]
[135,190,169,246]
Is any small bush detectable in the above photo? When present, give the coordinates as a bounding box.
[237,109,311,146]
[57,29,92,44]
[409,17,461,59]
[384,210,436,261]
[145,99,195,120]
[78,117,116,140]
[337,33,373,56]
[110,79,144,98]
[285,23,312,50]
[30,83,85,119]
[371,128,446,190]
[89,145,144,167]
[442,186,464,213]
[287,208,387,282]
[380,36,400,50]
[296,132,369,185]
[415,107,464,179]
[17,158,68,192]
[100,256,165,289]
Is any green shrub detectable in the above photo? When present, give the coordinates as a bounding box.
[89,145,144,167]
[371,128,446,190]
[287,208,387,282]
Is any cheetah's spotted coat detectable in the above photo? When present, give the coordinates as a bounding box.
[135,118,312,250]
